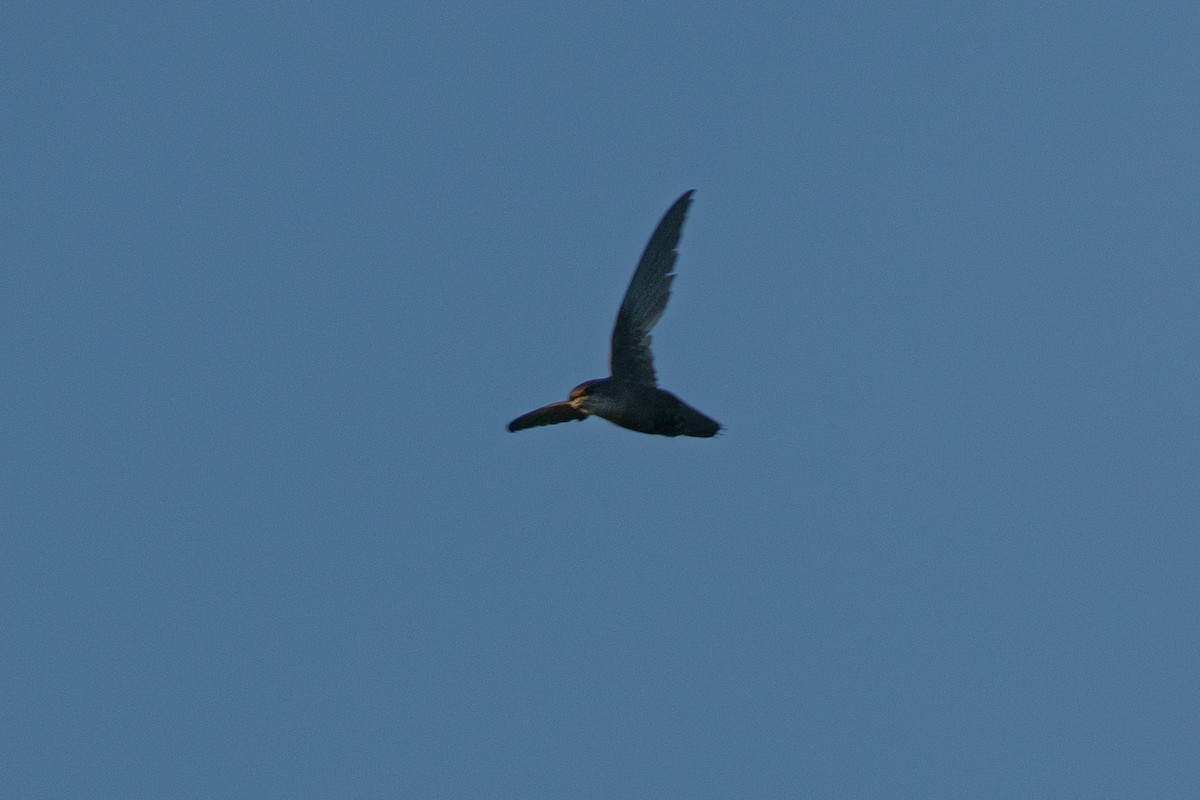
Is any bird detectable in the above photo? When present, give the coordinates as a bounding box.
[508,190,721,437]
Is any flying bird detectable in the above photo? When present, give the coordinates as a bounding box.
[508,190,721,437]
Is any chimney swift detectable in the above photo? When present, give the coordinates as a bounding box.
[508,190,721,437]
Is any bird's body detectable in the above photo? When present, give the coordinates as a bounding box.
[573,379,721,438]
[508,191,721,438]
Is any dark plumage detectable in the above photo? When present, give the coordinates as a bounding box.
[508,191,721,437]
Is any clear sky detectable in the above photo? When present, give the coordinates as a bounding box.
[4,3,1198,797]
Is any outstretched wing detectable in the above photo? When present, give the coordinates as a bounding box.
[610,190,694,386]
[507,402,589,432]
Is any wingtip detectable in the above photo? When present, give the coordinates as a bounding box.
[665,189,695,217]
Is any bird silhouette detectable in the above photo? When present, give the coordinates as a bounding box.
[508,191,720,437]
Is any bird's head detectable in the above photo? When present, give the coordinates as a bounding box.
[569,379,607,401]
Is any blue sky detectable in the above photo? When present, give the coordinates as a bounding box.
[4,3,1198,797]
